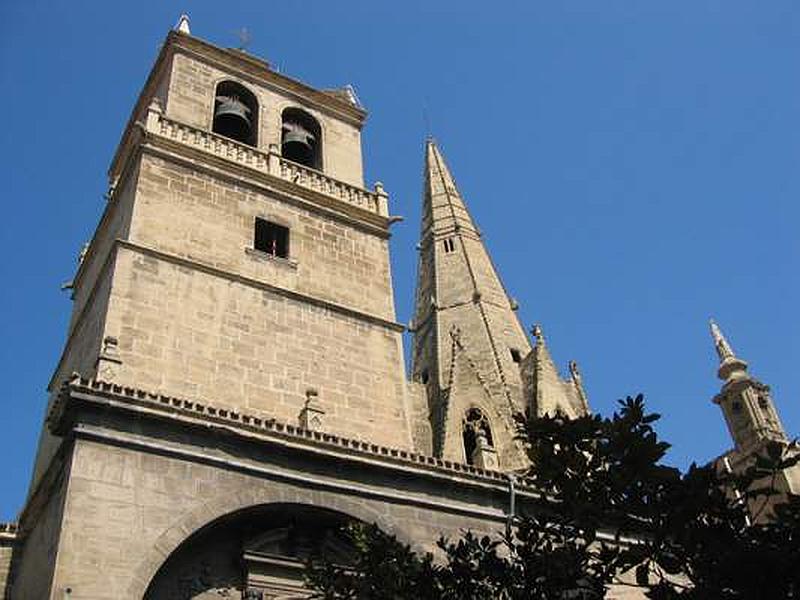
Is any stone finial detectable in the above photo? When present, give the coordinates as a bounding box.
[104,176,119,202]
[299,388,325,431]
[344,84,362,108]
[374,181,389,217]
[101,336,120,359]
[148,97,163,114]
[531,324,545,345]
[175,14,191,35]
[145,97,163,132]
[78,242,89,265]
[96,335,123,381]
[569,360,591,415]
[568,360,581,382]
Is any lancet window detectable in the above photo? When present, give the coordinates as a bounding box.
[462,407,493,466]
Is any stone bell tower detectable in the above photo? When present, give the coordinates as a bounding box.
[710,319,800,509]
[710,319,788,453]
[26,20,414,486]
[8,20,429,599]
[3,18,598,600]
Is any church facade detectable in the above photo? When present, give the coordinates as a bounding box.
[0,20,795,599]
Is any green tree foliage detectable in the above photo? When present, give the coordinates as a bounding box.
[306,396,800,598]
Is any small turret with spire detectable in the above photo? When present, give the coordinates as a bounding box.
[709,319,787,452]
[522,323,590,420]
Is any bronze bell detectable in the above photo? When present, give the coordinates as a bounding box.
[281,121,316,167]
[213,95,252,143]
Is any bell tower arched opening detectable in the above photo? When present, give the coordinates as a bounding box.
[281,107,322,170]
[213,80,258,146]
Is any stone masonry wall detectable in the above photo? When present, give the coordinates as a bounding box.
[0,542,12,600]
[68,163,138,335]
[92,147,414,448]
[29,433,646,600]
[131,153,395,321]
[104,246,413,448]
[9,457,71,600]
[166,52,365,187]
[31,257,118,492]
[39,437,502,600]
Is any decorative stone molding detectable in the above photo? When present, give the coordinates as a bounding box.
[0,522,19,543]
[471,432,499,470]
[49,376,531,488]
[144,108,386,216]
[298,388,325,431]
[95,335,122,381]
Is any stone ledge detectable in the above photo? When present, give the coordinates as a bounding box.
[0,523,18,543]
[47,237,406,393]
[48,375,536,493]
[244,247,299,270]
[118,239,405,332]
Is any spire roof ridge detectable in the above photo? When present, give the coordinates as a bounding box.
[709,318,737,362]
[709,318,749,382]
[423,140,479,236]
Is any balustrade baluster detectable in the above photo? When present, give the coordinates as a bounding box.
[151,116,381,214]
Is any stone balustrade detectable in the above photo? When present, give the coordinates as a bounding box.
[145,100,388,217]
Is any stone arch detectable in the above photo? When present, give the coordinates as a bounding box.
[127,484,414,598]
[280,106,323,171]
[212,80,259,147]
[462,405,494,465]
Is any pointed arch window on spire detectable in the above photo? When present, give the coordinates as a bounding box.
[462,408,493,466]
[443,238,456,253]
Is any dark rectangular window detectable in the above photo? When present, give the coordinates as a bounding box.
[510,348,522,363]
[443,238,456,253]
[254,218,289,258]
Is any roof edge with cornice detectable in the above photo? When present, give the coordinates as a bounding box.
[48,375,535,493]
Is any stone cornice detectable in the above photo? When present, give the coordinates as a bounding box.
[713,378,770,404]
[139,130,390,237]
[117,239,405,332]
[49,376,537,495]
[109,30,367,182]
[0,522,18,544]
[47,238,405,392]
[169,33,366,126]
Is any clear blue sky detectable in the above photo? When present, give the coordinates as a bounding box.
[1,1,798,520]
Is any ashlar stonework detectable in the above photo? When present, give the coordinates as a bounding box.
[1,20,796,600]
